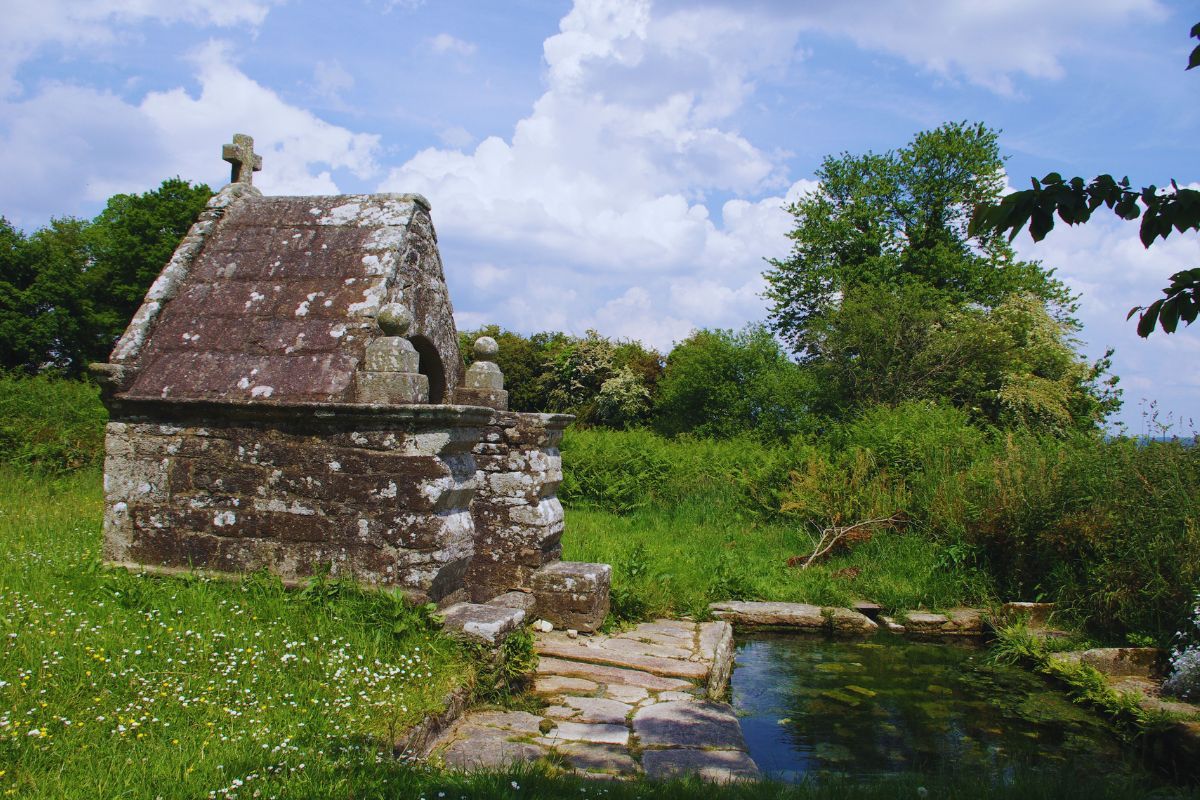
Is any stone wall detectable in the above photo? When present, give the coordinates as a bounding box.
[102,399,491,604]
[465,411,573,603]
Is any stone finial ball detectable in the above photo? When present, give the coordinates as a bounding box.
[377,303,413,336]
[473,336,499,360]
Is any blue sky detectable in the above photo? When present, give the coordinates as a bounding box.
[2,0,1196,432]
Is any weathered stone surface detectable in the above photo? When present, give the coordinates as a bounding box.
[594,635,693,661]
[633,700,747,750]
[711,600,876,634]
[901,609,984,636]
[825,607,879,635]
[535,638,708,680]
[355,370,429,404]
[557,742,640,776]
[700,621,735,699]
[464,710,545,735]
[441,731,545,770]
[642,748,760,783]
[531,561,611,633]
[485,590,537,613]
[465,412,572,603]
[363,336,420,373]
[556,696,632,724]
[440,602,525,645]
[852,601,882,620]
[709,600,825,628]
[1055,647,1168,678]
[540,721,629,746]
[534,675,598,696]
[537,656,691,692]
[602,684,649,704]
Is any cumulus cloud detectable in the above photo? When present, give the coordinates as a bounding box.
[1013,218,1200,431]
[382,0,803,347]
[0,41,380,225]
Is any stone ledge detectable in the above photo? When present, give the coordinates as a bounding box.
[709,600,876,635]
[441,603,526,645]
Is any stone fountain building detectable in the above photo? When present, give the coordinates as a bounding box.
[90,134,609,632]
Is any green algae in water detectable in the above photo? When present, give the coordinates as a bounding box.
[731,632,1151,783]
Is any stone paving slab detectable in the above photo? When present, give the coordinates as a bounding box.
[536,656,693,691]
[642,748,761,783]
[536,638,709,679]
[558,742,641,776]
[431,618,755,782]
[633,700,747,749]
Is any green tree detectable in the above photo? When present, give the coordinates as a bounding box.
[806,284,1119,432]
[653,325,815,441]
[0,178,212,375]
[86,178,213,353]
[765,121,1072,355]
[459,325,571,412]
[970,23,1200,337]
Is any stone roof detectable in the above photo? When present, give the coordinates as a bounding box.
[109,186,464,405]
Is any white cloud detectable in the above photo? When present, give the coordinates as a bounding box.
[382,0,800,347]
[312,59,355,101]
[428,33,477,57]
[0,41,381,225]
[0,0,277,96]
[745,0,1166,96]
[1013,217,1200,430]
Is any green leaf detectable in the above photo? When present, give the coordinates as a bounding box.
[1136,300,1162,337]
[1158,294,1182,333]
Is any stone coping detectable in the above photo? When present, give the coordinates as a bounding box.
[101,393,498,426]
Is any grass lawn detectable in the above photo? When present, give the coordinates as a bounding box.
[0,468,472,799]
[563,499,993,622]
[2,468,1194,799]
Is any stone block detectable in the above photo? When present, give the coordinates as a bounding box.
[455,386,508,410]
[355,371,428,404]
[441,602,526,645]
[531,561,611,633]
[465,359,504,390]
[363,336,420,372]
[485,590,537,614]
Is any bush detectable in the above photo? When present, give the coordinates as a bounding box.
[0,373,106,472]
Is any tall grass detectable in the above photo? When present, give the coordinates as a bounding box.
[0,373,106,473]
[563,403,1200,641]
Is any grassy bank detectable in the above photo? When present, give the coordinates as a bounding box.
[0,468,473,799]
[561,415,1200,641]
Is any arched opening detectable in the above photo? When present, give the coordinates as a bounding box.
[409,335,446,403]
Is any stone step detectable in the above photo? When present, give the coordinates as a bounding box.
[440,603,526,645]
[535,638,709,680]
[537,655,692,692]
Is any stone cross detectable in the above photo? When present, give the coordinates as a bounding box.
[222,134,262,185]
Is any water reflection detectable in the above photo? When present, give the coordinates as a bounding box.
[732,632,1136,782]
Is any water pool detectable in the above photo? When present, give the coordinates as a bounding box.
[731,632,1146,783]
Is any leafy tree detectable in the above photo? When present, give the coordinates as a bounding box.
[970,23,1200,337]
[458,325,571,412]
[0,178,212,375]
[594,367,652,428]
[86,177,213,348]
[806,284,1119,432]
[765,121,1073,355]
[653,325,815,441]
